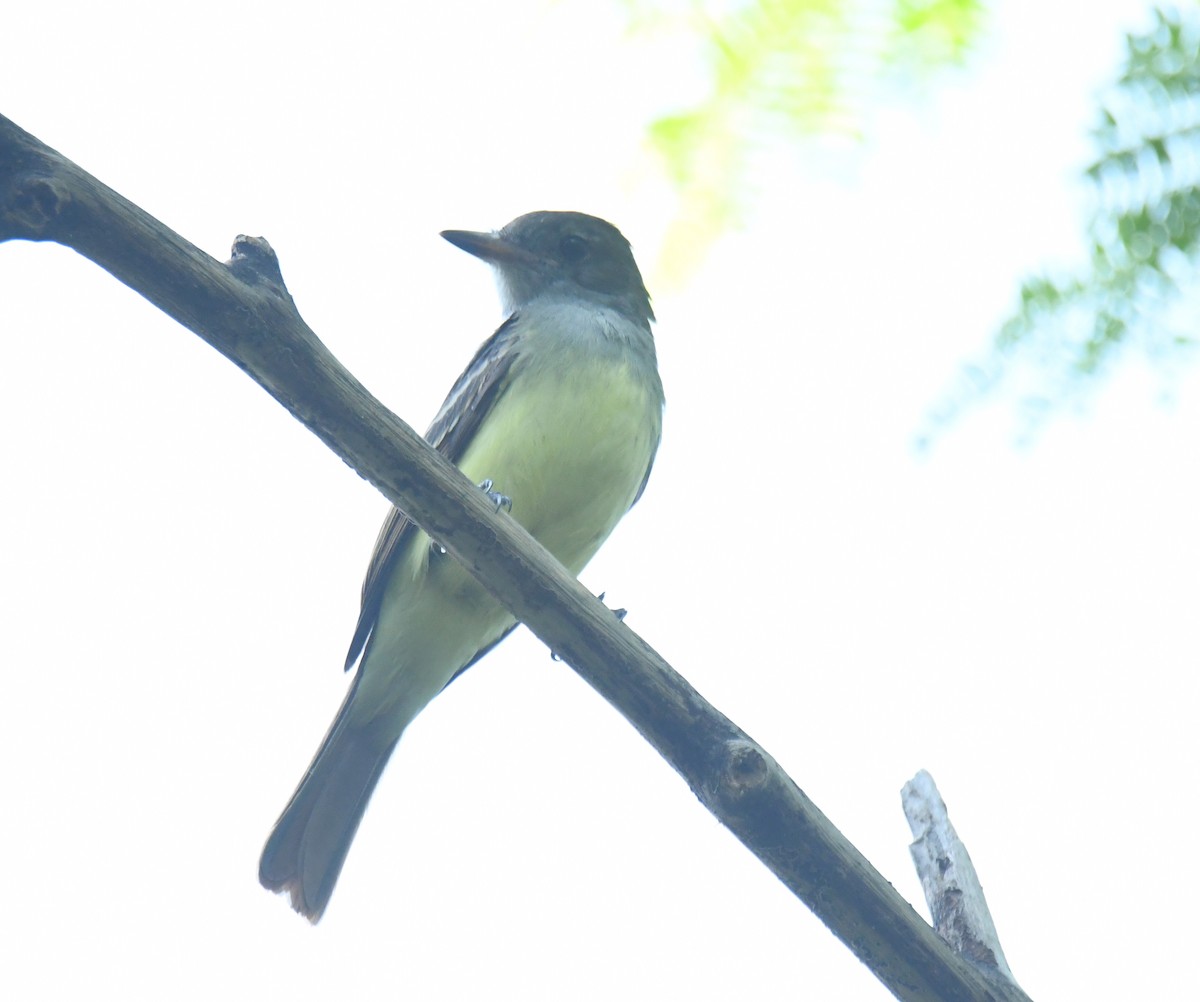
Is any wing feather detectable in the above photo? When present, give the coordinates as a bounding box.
[343,315,523,671]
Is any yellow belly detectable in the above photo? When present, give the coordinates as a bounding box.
[353,345,660,736]
[453,354,659,573]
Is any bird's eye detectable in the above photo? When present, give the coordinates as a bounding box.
[559,234,588,263]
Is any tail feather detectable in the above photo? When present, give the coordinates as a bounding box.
[260,714,397,923]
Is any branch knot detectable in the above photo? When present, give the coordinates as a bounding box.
[720,739,770,796]
[3,173,70,238]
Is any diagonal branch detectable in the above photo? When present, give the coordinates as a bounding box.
[0,112,1031,1002]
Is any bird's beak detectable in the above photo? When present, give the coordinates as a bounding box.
[441,229,546,270]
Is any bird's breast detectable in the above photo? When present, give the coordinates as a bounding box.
[453,334,660,574]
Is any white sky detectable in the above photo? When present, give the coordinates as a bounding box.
[2,1,1193,999]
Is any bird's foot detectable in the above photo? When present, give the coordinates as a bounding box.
[550,592,627,661]
[479,479,512,513]
[603,592,629,624]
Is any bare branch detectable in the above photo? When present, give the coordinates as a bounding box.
[1,112,1031,1001]
[903,771,1024,994]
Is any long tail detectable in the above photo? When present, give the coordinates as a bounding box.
[259,692,397,923]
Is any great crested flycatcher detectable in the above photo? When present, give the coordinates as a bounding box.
[259,211,664,922]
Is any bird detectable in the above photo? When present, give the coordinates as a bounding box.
[258,210,665,922]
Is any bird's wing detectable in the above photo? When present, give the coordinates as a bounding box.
[630,444,659,509]
[343,315,523,671]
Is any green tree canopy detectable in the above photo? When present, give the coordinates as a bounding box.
[932,6,1200,431]
[625,0,985,273]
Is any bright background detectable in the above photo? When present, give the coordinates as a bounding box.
[1,2,1194,999]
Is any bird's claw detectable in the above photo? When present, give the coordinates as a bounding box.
[597,592,628,622]
[549,592,627,661]
[478,479,512,513]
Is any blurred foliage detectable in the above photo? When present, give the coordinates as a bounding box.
[621,0,986,275]
[930,6,1200,434]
